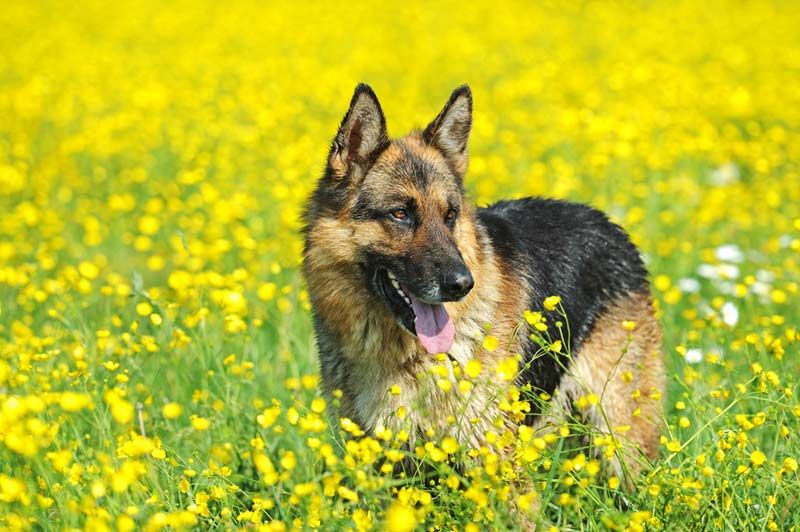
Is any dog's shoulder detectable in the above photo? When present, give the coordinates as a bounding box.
[478,197,624,245]
[477,196,646,281]
[477,196,650,377]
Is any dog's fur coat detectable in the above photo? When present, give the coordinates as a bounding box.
[302,84,665,478]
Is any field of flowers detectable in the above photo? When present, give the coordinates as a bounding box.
[1,1,799,530]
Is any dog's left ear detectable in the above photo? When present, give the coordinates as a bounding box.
[423,85,472,177]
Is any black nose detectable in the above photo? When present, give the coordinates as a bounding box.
[442,266,474,300]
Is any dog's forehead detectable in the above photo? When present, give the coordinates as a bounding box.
[368,137,459,195]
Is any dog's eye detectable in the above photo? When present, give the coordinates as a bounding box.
[390,209,408,221]
[445,209,458,222]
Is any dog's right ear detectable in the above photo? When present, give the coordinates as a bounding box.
[328,84,389,181]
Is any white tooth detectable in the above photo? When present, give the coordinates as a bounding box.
[391,279,400,289]
[403,297,411,305]
[387,271,396,280]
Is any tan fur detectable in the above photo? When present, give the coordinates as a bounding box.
[541,291,664,479]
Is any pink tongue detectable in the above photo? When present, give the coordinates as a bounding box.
[409,295,454,354]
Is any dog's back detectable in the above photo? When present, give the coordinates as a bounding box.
[480,197,664,471]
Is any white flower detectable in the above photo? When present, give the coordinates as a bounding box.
[717,264,740,280]
[709,346,724,360]
[721,302,738,327]
[718,281,735,295]
[710,162,740,185]
[697,263,739,280]
[756,269,775,283]
[679,278,701,293]
[751,281,770,295]
[697,264,717,279]
[715,244,743,263]
[685,348,703,364]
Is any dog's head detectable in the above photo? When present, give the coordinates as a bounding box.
[308,84,475,354]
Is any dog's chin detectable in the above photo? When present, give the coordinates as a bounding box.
[375,269,417,335]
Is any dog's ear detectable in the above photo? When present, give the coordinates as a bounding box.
[423,85,472,177]
[328,84,389,181]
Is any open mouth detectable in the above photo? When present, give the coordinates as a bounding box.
[377,269,455,355]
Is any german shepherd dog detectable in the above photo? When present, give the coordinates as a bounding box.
[302,84,664,479]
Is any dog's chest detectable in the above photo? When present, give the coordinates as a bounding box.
[344,325,502,445]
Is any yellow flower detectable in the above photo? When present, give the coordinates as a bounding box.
[257,282,278,301]
[770,289,787,304]
[441,437,459,455]
[495,356,519,382]
[280,451,296,470]
[294,483,314,496]
[138,215,160,235]
[517,491,538,513]
[59,392,92,412]
[167,270,193,292]
[353,509,372,531]
[90,480,107,499]
[104,390,135,424]
[162,402,183,419]
[78,261,100,279]
[482,335,499,352]
[543,295,562,311]
[386,502,416,532]
[117,435,155,457]
[253,454,278,486]
[111,461,146,493]
[750,450,767,466]
[436,379,452,392]
[46,450,73,473]
[465,359,482,378]
[190,415,210,431]
[257,406,281,428]
[310,398,326,413]
[0,475,28,503]
[136,301,153,316]
[666,440,682,453]
[654,275,671,292]
[523,310,543,325]
[337,486,359,503]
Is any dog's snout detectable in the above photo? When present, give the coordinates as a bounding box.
[442,266,474,301]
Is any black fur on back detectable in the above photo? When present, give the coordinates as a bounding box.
[477,197,649,415]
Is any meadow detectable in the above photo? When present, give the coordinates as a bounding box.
[1,1,799,530]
